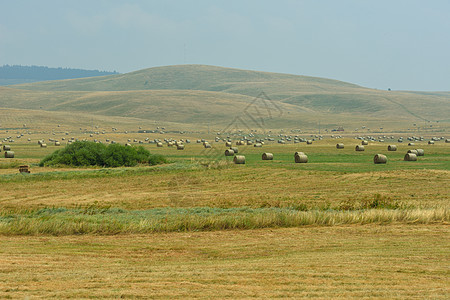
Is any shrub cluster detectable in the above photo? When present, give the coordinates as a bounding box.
[39,141,166,167]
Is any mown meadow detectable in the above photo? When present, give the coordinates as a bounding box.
[0,135,448,298]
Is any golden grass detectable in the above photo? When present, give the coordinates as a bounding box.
[0,166,447,211]
[0,225,448,298]
[0,207,447,235]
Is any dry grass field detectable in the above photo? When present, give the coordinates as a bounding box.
[0,133,448,298]
[0,225,448,298]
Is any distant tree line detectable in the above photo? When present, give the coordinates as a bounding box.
[0,65,119,80]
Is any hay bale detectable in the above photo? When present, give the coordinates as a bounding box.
[204,143,211,148]
[294,152,305,157]
[246,141,253,145]
[355,145,365,151]
[55,142,61,146]
[3,145,11,151]
[254,143,262,147]
[230,147,238,154]
[225,149,234,156]
[4,151,14,158]
[19,165,30,173]
[361,140,369,145]
[157,142,163,147]
[428,141,434,145]
[407,149,418,155]
[294,154,308,163]
[40,143,47,148]
[408,142,415,146]
[373,154,387,164]
[388,145,397,151]
[262,153,273,160]
[336,143,344,149]
[416,149,424,156]
[445,139,450,143]
[233,155,245,164]
[306,140,313,144]
[177,144,185,150]
[225,141,232,147]
[404,153,417,161]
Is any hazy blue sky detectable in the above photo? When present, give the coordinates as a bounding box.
[1,0,449,91]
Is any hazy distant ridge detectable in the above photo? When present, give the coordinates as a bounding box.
[0,65,119,85]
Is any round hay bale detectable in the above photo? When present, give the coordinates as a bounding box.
[445,139,450,143]
[361,140,369,145]
[336,143,344,149]
[4,151,14,158]
[306,140,313,144]
[246,141,253,145]
[262,153,273,160]
[373,154,387,164]
[225,141,232,147]
[233,155,245,164]
[416,149,424,156]
[355,145,365,151]
[177,144,185,150]
[428,141,434,145]
[230,147,238,154]
[55,142,61,146]
[254,143,262,147]
[388,145,397,151]
[408,142,415,146]
[3,145,11,151]
[404,153,417,161]
[40,143,47,148]
[407,149,418,155]
[225,149,234,156]
[156,142,163,147]
[204,143,211,148]
[294,154,308,163]
[294,151,305,157]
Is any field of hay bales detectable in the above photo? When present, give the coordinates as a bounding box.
[0,129,449,298]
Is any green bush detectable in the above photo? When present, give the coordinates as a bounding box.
[39,141,166,167]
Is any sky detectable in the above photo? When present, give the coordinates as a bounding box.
[1,0,449,91]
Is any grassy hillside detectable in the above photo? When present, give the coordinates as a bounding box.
[3,65,450,130]
[13,64,361,93]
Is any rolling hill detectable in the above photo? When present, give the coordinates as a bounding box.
[2,65,449,132]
